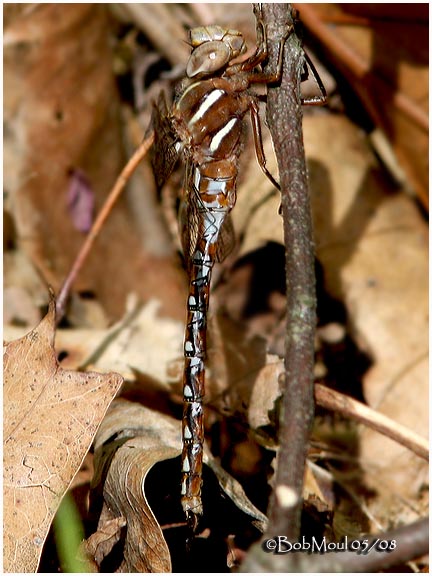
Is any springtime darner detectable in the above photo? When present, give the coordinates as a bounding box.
[151,12,326,532]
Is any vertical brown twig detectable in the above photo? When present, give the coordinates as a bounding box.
[255,3,316,541]
[242,6,429,572]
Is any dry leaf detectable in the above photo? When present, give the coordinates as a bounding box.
[50,297,184,389]
[306,113,428,528]
[4,4,173,320]
[3,285,41,329]
[84,511,127,569]
[94,399,269,532]
[4,249,48,327]
[206,312,268,412]
[3,299,123,572]
[247,355,284,446]
[3,297,185,391]
[233,137,283,259]
[297,3,428,207]
[92,446,176,572]
[4,5,125,285]
[88,398,267,571]
[89,298,184,384]
[89,399,181,571]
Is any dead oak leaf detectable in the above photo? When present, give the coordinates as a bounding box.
[3,299,123,573]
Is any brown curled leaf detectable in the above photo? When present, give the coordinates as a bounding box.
[88,399,267,571]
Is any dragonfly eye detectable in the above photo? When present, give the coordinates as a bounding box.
[187,41,231,78]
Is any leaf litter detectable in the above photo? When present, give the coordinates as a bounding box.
[86,399,266,572]
[3,3,429,572]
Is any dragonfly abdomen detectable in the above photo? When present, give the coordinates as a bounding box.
[181,162,235,527]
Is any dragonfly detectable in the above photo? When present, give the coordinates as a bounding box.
[151,13,326,533]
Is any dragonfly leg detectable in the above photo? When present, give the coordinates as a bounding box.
[250,99,280,191]
[245,19,293,84]
[239,2,293,78]
[240,6,268,71]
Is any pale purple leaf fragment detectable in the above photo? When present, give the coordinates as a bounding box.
[67,169,94,232]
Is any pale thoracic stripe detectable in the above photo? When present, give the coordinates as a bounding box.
[189,89,225,125]
[210,117,237,152]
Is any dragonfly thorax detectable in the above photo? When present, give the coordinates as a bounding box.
[173,77,250,163]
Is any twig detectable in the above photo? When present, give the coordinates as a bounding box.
[257,3,316,542]
[241,516,429,572]
[56,133,154,322]
[315,384,429,460]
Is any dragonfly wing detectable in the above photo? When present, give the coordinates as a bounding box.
[180,163,236,267]
[215,215,235,263]
[150,92,181,190]
[181,204,235,266]
[179,162,200,268]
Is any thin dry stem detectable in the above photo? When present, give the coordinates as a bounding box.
[56,133,154,322]
[315,383,429,460]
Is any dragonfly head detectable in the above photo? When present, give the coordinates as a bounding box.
[187,25,247,78]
